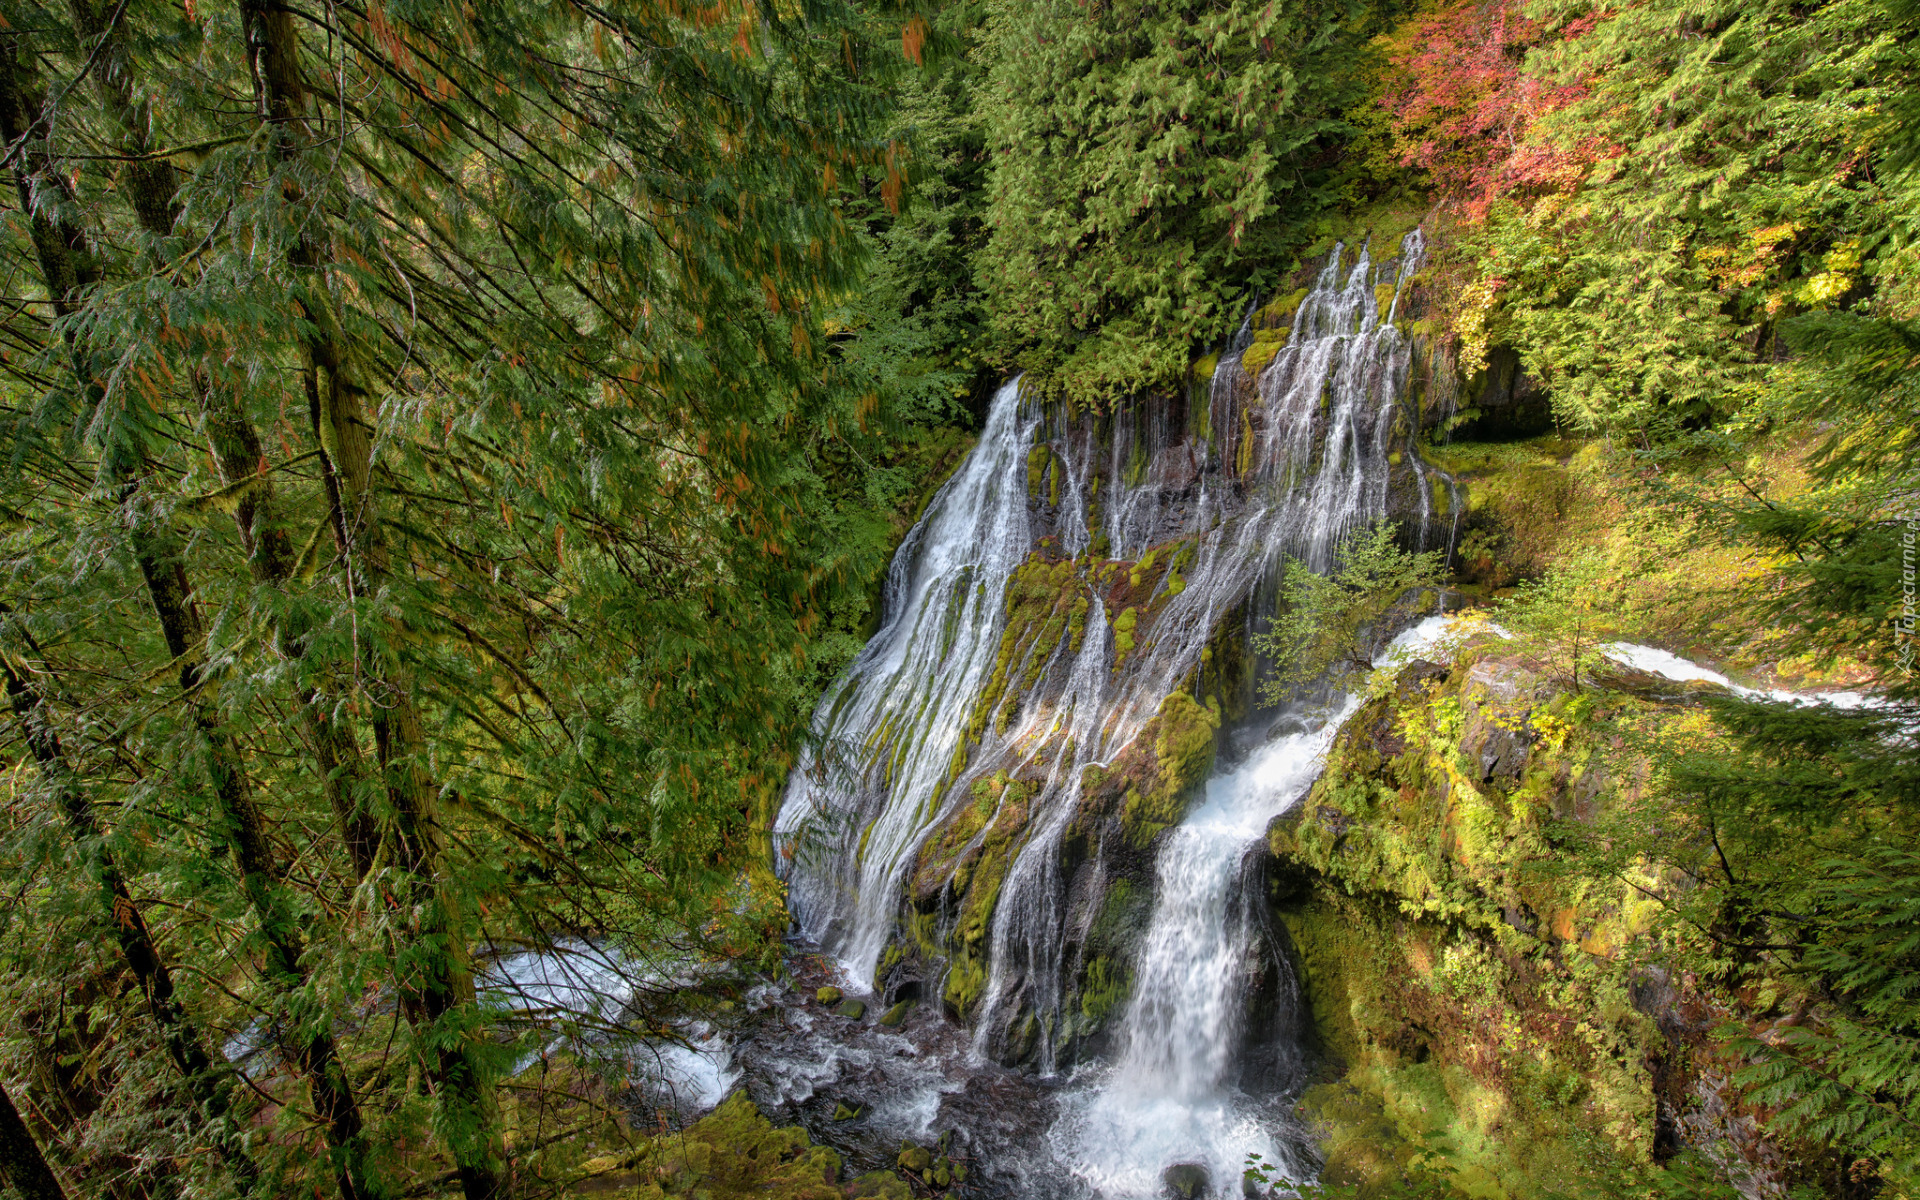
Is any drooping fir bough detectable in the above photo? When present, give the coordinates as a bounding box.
[0,0,920,1195]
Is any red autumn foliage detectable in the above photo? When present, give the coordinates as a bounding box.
[1374,0,1596,216]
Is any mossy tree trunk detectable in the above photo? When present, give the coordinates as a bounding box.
[1,24,375,1198]
[239,6,505,1194]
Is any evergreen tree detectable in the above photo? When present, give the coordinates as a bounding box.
[1571,106,1920,1190]
[1253,523,1446,700]
[0,0,919,1193]
[975,0,1369,398]
[1390,0,1920,434]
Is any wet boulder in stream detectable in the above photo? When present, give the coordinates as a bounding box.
[1163,1162,1211,1199]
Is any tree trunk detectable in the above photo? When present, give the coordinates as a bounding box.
[0,1083,68,1200]
[2,29,373,1200]
[0,41,260,1195]
[199,392,381,879]
[238,8,506,1196]
[0,651,256,1193]
[64,0,381,882]
[119,497,376,1200]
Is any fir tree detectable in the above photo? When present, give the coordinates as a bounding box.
[0,0,922,1192]
[975,0,1370,398]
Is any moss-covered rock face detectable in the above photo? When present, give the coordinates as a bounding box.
[1240,325,1291,377]
[1423,437,1591,592]
[1260,286,1312,329]
[1268,657,1651,1197]
[905,679,1229,1039]
[1121,691,1221,847]
[1265,645,1799,1199]
[874,526,1235,1051]
[825,276,1437,1068]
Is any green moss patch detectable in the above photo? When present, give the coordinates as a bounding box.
[1423,436,1588,589]
[1120,690,1220,846]
[962,553,1091,750]
[1239,324,1292,378]
[1259,286,1311,328]
[1269,655,1704,1199]
[951,773,1035,949]
[577,1093,848,1199]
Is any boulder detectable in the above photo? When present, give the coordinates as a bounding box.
[836,998,867,1020]
[1163,1162,1210,1199]
[1465,658,1546,703]
[846,1171,913,1200]
[897,1144,933,1173]
[880,999,913,1027]
[816,985,842,1006]
[1458,709,1535,787]
[1458,661,1547,787]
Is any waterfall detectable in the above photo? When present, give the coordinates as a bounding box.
[775,382,1037,982]
[1047,700,1360,1196]
[775,230,1435,1095]
[1051,617,1453,1199]
[1111,728,1344,1100]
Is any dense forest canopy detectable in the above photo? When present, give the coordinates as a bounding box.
[0,0,1914,1193]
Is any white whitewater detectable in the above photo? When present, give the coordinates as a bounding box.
[1600,642,1877,709]
[1050,617,1455,1199]
[478,942,740,1111]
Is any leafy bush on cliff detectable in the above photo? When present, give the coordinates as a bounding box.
[1253,523,1446,701]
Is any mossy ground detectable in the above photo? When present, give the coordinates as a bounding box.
[1423,435,1595,591]
[1423,428,1871,688]
[566,1093,909,1199]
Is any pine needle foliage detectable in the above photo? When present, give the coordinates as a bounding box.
[1566,121,1920,1188]
[1253,523,1445,701]
[1449,0,1920,433]
[0,0,929,1194]
[974,0,1373,400]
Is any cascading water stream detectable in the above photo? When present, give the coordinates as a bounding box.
[776,382,1040,983]
[1049,617,1451,1199]
[777,230,1441,1124]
